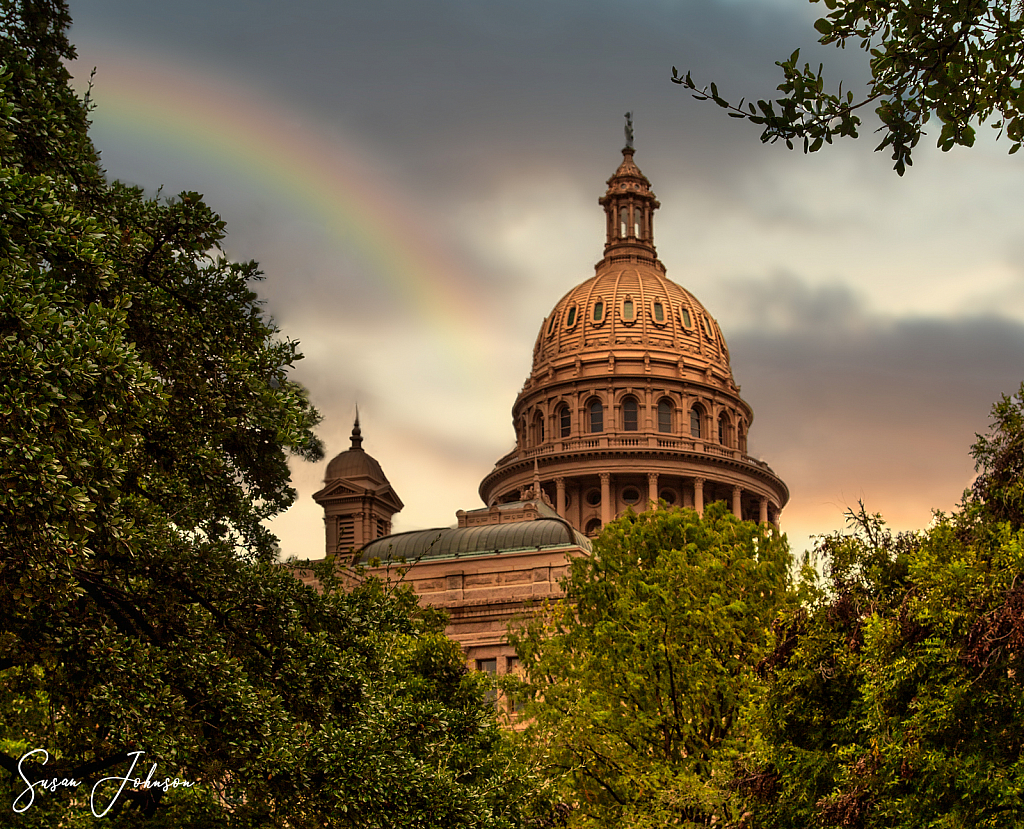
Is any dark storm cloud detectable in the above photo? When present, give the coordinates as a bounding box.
[70,0,863,195]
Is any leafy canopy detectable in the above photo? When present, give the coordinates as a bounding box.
[512,503,794,829]
[0,2,542,825]
[675,0,1024,174]
[742,389,1024,828]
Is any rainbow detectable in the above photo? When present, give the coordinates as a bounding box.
[67,40,497,366]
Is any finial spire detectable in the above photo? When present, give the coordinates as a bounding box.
[624,111,634,150]
[350,407,363,450]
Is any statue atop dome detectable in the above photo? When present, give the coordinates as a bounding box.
[624,111,634,149]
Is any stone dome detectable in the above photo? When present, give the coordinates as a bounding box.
[532,262,731,378]
[324,416,388,485]
[479,142,787,532]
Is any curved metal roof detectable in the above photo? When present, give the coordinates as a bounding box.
[357,516,590,564]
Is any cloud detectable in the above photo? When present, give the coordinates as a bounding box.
[718,275,1024,547]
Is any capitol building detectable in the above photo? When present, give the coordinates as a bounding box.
[302,141,788,677]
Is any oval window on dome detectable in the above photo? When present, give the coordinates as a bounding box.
[593,301,604,323]
[566,305,577,327]
[622,299,634,321]
[680,307,692,328]
[702,316,714,338]
[653,301,665,323]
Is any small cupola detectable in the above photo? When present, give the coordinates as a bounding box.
[312,414,404,556]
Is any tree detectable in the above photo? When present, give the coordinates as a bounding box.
[674,0,1024,174]
[512,504,794,828]
[741,394,1024,828]
[0,2,540,825]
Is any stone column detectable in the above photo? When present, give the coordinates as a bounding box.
[732,486,742,519]
[693,477,704,516]
[555,477,566,517]
[600,472,612,526]
[759,496,769,525]
[648,472,659,508]
[356,510,366,548]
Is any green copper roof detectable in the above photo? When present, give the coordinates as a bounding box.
[357,515,590,564]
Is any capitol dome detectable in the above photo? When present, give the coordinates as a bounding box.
[479,143,788,535]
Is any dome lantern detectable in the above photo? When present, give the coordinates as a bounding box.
[598,125,661,262]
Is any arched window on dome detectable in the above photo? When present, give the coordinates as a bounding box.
[622,397,639,431]
[690,403,704,439]
[657,399,673,433]
[619,207,628,238]
[588,398,604,433]
[718,412,732,447]
[532,411,545,446]
[557,404,571,438]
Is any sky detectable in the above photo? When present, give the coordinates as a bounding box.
[66,0,1024,559]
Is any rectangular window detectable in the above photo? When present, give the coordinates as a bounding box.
[681,308,692,327]
[477,658,498,703]
[560,407,571,438]
[658,401,672,433]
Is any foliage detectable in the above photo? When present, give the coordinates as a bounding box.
[674,0,1024,174]
[0,2,540,825]
[512,503,794,828]
[972,382,1024,530]
[743,391,1024,828]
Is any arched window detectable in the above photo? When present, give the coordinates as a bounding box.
[738,422,748,453]
[558,404,571,438]
[633,206,642,238]
[718,412,731,447]
[588,398,604,433]
[622,397,639,431]
[532,411,545,446]
[619,207,628,237]
[690,404,704,439]
[657,399,673,433]
[585,518,602,537]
